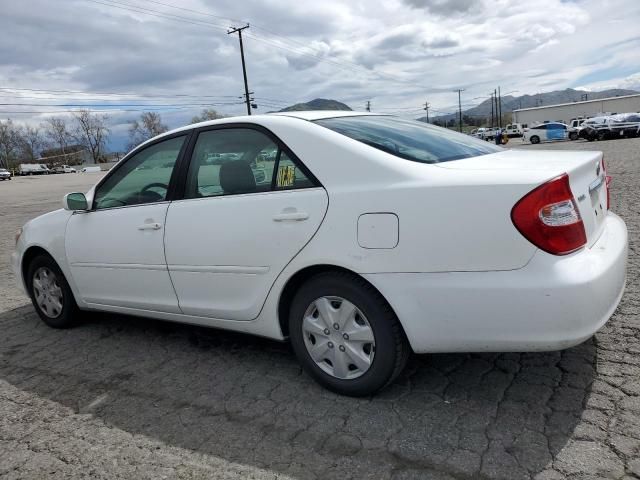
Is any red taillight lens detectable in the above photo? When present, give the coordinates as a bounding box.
[511,173,587,255]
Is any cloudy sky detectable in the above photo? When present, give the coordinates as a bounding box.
[1,0,639,150]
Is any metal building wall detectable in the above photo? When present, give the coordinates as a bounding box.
[513,94,640,125]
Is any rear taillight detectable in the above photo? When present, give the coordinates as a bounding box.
[511,174,587,255]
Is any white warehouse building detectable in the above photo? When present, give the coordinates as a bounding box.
[512,93,640,126]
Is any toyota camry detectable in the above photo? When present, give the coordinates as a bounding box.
[12,111,628,396]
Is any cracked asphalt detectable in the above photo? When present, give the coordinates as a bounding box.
[1,138,639,479]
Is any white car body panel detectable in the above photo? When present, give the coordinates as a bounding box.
[164,188,328,320]
[523,123,569,143]
[65,202,180,313]
[12,112,628,353]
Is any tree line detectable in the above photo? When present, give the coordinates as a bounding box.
[0,108,225,170]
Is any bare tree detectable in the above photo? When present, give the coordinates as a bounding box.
[0,119,23,169]
[20,125,44,163]
[190,108,225,124]
[73,109,110,163]
[128,111,168,150]
[43,117,73,156]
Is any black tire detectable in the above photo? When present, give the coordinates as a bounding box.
[26,254,80,328]
[569,132,578,141]
[289,272,410,396]
[530,135,540,144]
[597,131,608,141]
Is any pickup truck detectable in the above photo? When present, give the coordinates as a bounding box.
[52,165,77,174]
[476,127,497,141]
[567,119,586,140]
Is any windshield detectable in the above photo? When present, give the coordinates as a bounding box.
[314,115,502,163]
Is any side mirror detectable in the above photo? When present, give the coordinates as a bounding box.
[63,192,89,211]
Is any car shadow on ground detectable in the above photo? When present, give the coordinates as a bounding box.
[0,305,597,479]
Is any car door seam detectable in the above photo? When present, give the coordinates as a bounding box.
[251,187,331,322]
[163,202,184,313]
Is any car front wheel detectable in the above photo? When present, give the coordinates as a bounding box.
[289,272,409,396]
[26,255,80,328]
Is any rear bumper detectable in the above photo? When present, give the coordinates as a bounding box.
[364,213,628,354]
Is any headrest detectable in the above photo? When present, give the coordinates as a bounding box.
[219,160,256,195]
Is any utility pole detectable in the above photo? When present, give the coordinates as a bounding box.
[424,101,430,123]
[454,89,464,132]
[497,86,502,128]
[366,100,371,112]
[228,24,252,115]
[489,92,494,128]
[493,88,500,127]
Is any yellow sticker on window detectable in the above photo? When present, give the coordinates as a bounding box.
[277,165,296,187]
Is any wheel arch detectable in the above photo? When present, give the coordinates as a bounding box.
[21,245,55,288]
[277,264,405,341]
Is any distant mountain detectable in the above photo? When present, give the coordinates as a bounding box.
[421,88,639,124]
[278,98,352,112]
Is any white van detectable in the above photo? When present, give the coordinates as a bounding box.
[504,123,527,138]
[81,166,102,173]
[19,164,50,175]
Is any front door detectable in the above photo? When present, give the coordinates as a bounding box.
[66,134,188,313]
[164,127,328,320]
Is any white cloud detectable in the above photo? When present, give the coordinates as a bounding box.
[0,0,638,150]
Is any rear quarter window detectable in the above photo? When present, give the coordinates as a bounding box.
[313,115,502,164]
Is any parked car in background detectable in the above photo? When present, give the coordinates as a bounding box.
[12,112,627,396]
[19,164,50,175]
[523,122,568,144]
[504,123,527,138]
[81,166,102,173]
[579,116,615,142]
[567,119,586,140]
[0,168,11,180]
[53,165,77,174]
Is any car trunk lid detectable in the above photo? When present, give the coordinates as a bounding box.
[435,149,608,247]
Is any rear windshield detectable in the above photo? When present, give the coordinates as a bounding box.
[314,115,502,163]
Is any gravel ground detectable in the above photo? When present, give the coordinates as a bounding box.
[0,138,639,479]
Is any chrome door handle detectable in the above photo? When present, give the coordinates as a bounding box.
[273,212,309,222]
[137,222,162,230]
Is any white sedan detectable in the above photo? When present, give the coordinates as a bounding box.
[523,122,569,144]
[12,112,627,396]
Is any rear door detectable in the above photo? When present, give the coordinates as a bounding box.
[164,125,328,320]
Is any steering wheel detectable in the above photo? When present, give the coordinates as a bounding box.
[139,182,169,203]
[141,182,169,194]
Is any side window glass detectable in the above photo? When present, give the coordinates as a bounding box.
[275,151,314,190]
[185,129,277,199]
[94,135,185,210]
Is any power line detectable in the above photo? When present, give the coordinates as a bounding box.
[0,87,239,99]
[85,0,438,93]
[0,102,243,107]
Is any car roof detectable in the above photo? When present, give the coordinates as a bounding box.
[269,110,383,121]
[132,111,388,153]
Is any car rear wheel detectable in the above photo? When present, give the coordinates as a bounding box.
[530,135,540,144]
[289,272,409,396]
[26,255,80,328]
[569,132,578,141]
